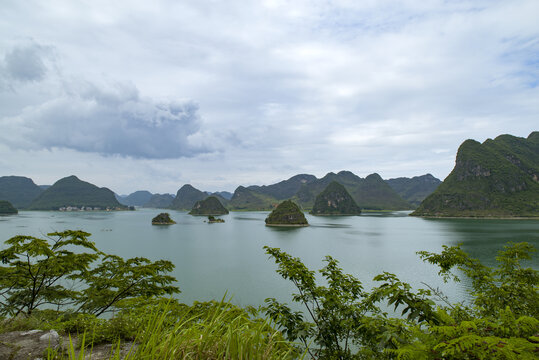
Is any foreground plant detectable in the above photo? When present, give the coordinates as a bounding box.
[264,242,539,359]
[0,230,179,317]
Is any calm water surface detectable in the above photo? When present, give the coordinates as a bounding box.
[1,210,538,308]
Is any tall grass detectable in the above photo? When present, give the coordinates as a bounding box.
[47,298,303,360]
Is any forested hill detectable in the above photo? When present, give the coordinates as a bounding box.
[412,132,539,217]
[0,176,43,209]
[28,176,124,210]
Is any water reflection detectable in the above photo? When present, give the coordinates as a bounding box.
[234,216,264,221]
[310,223,351,229]
[425,218,539,267]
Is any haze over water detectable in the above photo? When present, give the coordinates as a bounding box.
[1,210,538,308]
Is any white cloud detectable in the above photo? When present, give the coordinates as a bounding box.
[0,44,211,159]
[0,0,537,193]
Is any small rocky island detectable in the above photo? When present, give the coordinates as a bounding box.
[0,200,18,215]
[265,200,308,226]
[151,212,176,225]
[208,215,225,223]
[310,181,362,216]
[189,196,229,216]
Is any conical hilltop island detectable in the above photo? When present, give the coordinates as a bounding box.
[189,196,229,216]
[310,181,362,216]
[265,200,308,226]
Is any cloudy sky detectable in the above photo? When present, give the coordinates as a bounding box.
[1,0,537,194]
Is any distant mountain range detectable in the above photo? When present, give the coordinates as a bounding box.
[412,132,538,217]
[2,130,534,217]
[0,172,441,212]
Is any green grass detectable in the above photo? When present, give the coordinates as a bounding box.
[1,298,302,360]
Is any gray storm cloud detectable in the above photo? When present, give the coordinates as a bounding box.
[3,43,50,82]
[0,44,210,159]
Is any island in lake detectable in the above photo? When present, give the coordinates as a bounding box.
[310,181,361,216]
[207,215,225,223]
[189,196,229,216]
[265,200,308,226]
[152,212,176,225]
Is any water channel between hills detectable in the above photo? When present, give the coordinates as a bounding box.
[1,209,538,308]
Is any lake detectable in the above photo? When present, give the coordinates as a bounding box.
[1,209,538,308]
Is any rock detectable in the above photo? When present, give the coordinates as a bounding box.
[0,330,59,360]
[0,330,135,360]
[39,330,59,343]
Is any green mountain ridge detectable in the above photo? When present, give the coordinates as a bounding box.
[247,174,317,200]
[310,181,362,215]
[0,176,43,209]
[412,132,539,217]
[228,171,413,211]
[294,171,412,210]
[28,176,125,210]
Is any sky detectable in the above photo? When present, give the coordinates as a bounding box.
[1,0,538,195]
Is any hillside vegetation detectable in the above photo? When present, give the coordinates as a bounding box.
[413,132,539,217]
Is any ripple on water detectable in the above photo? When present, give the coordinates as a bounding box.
[345,230,382,236]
